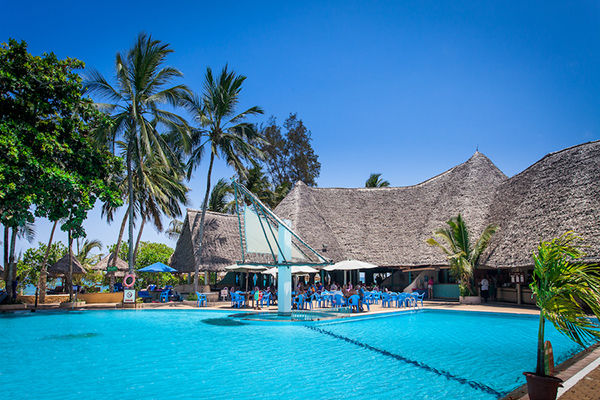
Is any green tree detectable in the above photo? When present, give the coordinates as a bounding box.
[426,214,498,296]
[184,66,264,292]
[529,232,600,377]
[85,33,190,274]
[113,241,178,289]
[16,242,67,290]
[365,173,390,188]
[0,39,122,302]
[260,113,321,189]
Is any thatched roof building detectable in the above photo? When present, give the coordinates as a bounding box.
[48,254,86,276]
[481,140,600,267]
[171,141,600,272]
[91,254,129,277]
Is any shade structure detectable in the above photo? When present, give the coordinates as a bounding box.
[264,265,319,276]
[138,262,177,273]
[91,254,129,277]
[48,254,86,276]
[322,259,378,271]
[224,264,268,273]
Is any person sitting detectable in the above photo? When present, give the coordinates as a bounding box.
[330,282,338,291]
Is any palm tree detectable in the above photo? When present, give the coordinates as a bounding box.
[529,232,600,378]
[365,173,390,188]
[426,214,497,296]
[76,239,103,267]
[184,66,264,291]
[86,33,191,273]
[208,178,234,213]
[165,219,184,240]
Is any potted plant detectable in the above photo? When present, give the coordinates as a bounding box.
[427,214,497,303]
[525,232,600,400]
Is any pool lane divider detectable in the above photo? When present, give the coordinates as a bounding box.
[305,325,504,398]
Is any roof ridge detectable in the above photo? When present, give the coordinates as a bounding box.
[505,140,600,181]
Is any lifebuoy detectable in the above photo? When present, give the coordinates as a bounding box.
[123,274,136,288]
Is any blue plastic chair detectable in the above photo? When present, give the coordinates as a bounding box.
[348,294,361,313]
[293,294,306,310]
[231,292,245,308]
[159,289,170,303]
[260,293,271,308]
[333,294,346,307]
[414,292,425,306]
[372,291,381,304]
[196,291,207,307]
[381,293,393,308]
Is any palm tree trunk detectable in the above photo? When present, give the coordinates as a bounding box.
[68,229,73,302]
[3,225,8,285]
[194,152,215,292]
[127,150,135,274]
[536,313,546,375]
[37,220,58,305]
[133,217,145,265]
[7,227,17,301]
[109,207,129,288]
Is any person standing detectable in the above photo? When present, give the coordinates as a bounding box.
[427,277,434,300]
[480,276,489,303]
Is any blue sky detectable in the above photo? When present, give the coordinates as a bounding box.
[4,1,599,254]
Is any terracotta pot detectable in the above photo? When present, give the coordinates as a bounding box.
[523,372,563,400]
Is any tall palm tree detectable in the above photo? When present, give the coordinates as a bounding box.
[426,214,497,296]
[184,66,264,291]
[365,173,390,188]
[208,178,234,213]
[86,33,191,273]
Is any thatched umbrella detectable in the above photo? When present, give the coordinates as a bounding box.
[48,254,86,276]
[48,254,86,295]
[91,254,129,278]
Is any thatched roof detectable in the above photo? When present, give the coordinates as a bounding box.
[481,140,600,267]
[48,254,86,276]
[171,141,600,271]
[274,151,507,267]
[91,254,129,277]
[170,210,272,273]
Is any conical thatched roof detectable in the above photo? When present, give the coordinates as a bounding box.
[48,254,86,276]
[481,140,600,267]
[91,254,129,277]
[171,141,600,272]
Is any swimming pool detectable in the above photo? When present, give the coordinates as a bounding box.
[0,309,585,399]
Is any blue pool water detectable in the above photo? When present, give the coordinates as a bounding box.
[0,309,585,399]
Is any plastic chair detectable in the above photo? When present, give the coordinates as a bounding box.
[381,293,393,308]
[159,289,170,303]
[260,293,271,308]
[333,294,346,307]
[293,294,306,310]
[414,292,425,306]
[348,294,361,313]
[196,291,207,307]
[231,292,245,308]
[138,290,152,303]
[372,291,381,304]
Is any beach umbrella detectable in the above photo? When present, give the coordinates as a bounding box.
[138,262,177,273]
[264,265,319,276]
[225,264,268,290]
[322,259,378,271]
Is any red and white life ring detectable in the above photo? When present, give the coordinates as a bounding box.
[123,274,136,288]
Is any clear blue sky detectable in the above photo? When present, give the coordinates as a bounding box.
[4,1,599,255]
